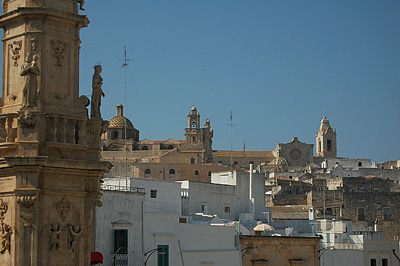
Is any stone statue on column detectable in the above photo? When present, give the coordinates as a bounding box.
[20,55,40,108]
[90,65,105,119]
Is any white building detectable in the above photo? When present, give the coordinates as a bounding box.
[316,219,399,266]
[180,170,266,221]
[95,177,241,266]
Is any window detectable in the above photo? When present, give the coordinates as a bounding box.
[150,190,157,198]
[233,161,238,165]
[224,205,231,213]
[192,137,196,142]
[357,208,365,221]
[318,140,321,153]
[384,207,390,221]
[142,146,148,150]
[382,258,388,266]
[370,259,376,266]
[145,169,151,178]
[191,122,196,128]
[201,203,207,214]
[191,158,195,164]
[169,169,175,179]
[114,229,128,254]
[157,245,169,266]
[112,131,119,139]
[195,170,199,180]
[168,145,173,149]
[327,140,332,151]
[358,162,362,167]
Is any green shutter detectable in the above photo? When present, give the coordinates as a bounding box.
[157,245,169,266]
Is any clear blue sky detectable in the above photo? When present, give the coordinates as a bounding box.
[81,1,397,162]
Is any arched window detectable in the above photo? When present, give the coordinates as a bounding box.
[168,145,174,149]
[145,169,151,178]
[195,170,199,180]
[191,158,195,164]
[112,131,119,139]
[192,122,196,128]
[169,169,175,179]
[142,146,148,150]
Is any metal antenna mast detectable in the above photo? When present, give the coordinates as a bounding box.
[119,46,132,180]
[226,111,236,172]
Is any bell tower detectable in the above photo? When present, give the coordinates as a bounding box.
[0,1,111,266]
[185,106,201,144]
[316,116,337,158]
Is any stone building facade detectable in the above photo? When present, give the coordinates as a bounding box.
[308,177,400,240]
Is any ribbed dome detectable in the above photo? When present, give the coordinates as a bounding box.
[268,157,288,166]
[109,116,134,129]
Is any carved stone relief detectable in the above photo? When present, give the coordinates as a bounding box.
[16,195,36,208]
[26,37,39,63]
[10,40,22,67]
[51,40,69,66]
[0,199,12,254]
[18,111,38,128]
[43,223,82,253]
[56,198,71,222]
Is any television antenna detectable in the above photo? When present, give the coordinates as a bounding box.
[118,46,133,179]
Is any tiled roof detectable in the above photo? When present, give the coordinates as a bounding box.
[109,116,134,129]
[268,157,288,166]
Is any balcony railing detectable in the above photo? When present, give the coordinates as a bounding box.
[100,184,145,193]
[113,254,128,266]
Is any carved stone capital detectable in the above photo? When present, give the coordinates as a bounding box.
[16,196,36,208]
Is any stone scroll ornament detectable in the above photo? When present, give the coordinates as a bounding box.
[20,55,40,108]
[90,65,105,119]
[10,40,22,67]
[0,199,12,254]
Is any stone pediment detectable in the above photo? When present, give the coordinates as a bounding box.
[137,139,154,145]
[163,138,184,144]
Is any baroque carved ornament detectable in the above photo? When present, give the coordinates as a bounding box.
[0,199,12,254]
[16,195,36,208]
[43,223,83,253]
[56,198,71,222]
[51,40,69,66]
[10,40,22,67]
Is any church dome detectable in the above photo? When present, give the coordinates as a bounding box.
[109,116,134,129]
[109,104,134,129]
[268,157,288,166]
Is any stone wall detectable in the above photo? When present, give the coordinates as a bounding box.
[240,235,320,266]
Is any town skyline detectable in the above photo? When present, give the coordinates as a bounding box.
[11,1,400,162]
[74,1,399,163]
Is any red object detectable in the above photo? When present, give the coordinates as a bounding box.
[91,252,103,265]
